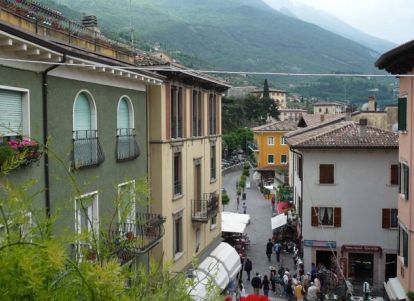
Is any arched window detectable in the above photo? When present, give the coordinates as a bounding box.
[72,91,104,169]
[116,96,140,161]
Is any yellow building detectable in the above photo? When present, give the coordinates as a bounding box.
[252,121,298,179]
[147,65,230,272]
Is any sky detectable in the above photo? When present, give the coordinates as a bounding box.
[265,0,414,44]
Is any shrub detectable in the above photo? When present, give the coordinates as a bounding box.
[222,193,230,205]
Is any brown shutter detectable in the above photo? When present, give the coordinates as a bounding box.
[200,92,204,136]
[334,207,341,227]
[216,94,220,135]
[165,83,171,140]
[320,164,334,184]
[311,207,319,227]
[391,165,398,185]
[382,208,391,229]
[182,87,186,138]
[190,89,194,137]
[207,93,211,135]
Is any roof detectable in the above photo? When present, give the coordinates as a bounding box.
[252,120,298,132]
[287,121,398,149]
[297,113,345,128]
[376,40,414,74]
[313,101,346,106]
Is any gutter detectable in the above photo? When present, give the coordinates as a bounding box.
[290,147,303,239]
[42,54,66,218]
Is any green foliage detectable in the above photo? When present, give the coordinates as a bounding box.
[242,167,250,177]
[222,127,254,157]
[277,185,293,201]
[406,291,414,301]
[221,193,230,206]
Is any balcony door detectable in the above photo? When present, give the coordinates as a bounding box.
[194,162,202,214]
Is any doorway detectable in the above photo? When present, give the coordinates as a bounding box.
[385,254,397,281]
[316,250,337,270]
[348,253,374,284]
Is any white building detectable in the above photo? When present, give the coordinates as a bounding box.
[313,101,347,115]
[287,120,399,288]
[251,89,287,109]
[279,108,308,121]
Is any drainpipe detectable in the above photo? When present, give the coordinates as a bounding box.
[42,54,66,218]
[290,147,303,239]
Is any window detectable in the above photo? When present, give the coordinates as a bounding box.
[319,164,334,184]
[211,214,217,229]
[75,192,99,236]
[210,145,216,180]
[391,164,399,185]
[311,207,341,227]
[281,155,287,164]
[192,90,202,137]
[382,208,398,229]
[398,97,407,131]
[117,96,140,161]
[268,155,274,164]
[319,108,322,113]
[0,88,30,141]
[173,211,183,256]
[297,156,303,180]
[173,152,182,196]
[280,137,286,145]
[208,94,217,135]
[171,86,183,139]
[118,181,136,225]
[267,136,274,145]
[325,108,329,114]
[399,163,409,200]
[399,227,408,267]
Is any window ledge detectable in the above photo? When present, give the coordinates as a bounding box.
[210,178,217,184]
[317,183,337,186]
[387,184,398,187]
[173,194,184,201]
[399,131,408,135]
[210,224,217,231]
[174,252,184,262]
[389,227,398,230]
[318,225,335,228]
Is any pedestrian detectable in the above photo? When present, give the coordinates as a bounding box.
[251,273,262,295]
[266,238,273,261]
[311,263,317,281]
[363,281,371,301]
[242,202,247,214]
[262,274,270,297]
[294,281,305,301]
[270,270,277,292]
[271,195,276,210]
[307,282,319,301]
[285,278,294,301]
[274,240,282,262]
[236,196,240,209]
[278,265,285,278]
[244,257,253,281]
[238,254,244,280]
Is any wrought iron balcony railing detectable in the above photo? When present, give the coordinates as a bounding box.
[110,213,166,264]
[174,179,182,196]
[192,193,219,223]
[116,128,140,162]
[73,130,105,169]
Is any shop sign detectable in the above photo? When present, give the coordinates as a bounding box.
[340,245,382,257]
[303,240,336,248]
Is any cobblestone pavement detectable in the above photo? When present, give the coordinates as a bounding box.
[223,169,295,301]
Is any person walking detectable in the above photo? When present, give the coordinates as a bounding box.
[251,273,262,295]
[236,196,240,210]
[266,238,273,261]
[262,275,270,297]
[307,282,319,301]
[242,202,247,214]
[274,240,282,262]
[294,281,305,301]
[244,257,253,281]
[285,278,294,301]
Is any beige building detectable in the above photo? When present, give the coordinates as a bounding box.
[251,89,288,109]
[147,65,230,272]
[279,108,308,121]
[313,101,347,115]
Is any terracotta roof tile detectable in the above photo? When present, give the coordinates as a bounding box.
[252,120,298,132]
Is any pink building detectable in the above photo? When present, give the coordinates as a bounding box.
[377,41,414,301]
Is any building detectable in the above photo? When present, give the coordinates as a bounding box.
[251,120,297,182]
[279,108,308,121]
[145,64,230,272]
[0,2,166,268]
[226,86,257,98]
[251,89,288,109]
[287,120,399,290]
[313,101,347,115]
[376,40,414,300]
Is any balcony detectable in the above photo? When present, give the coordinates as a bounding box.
[73,130,105,169]
[192,193,219,223]
[110,213,166,264]
[116,128,140,162]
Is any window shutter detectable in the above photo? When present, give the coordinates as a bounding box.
[165,84,171,140]
[398,163,401,194]
[0,89,23,136]
[398,97,407,131]
[74,93,92,132]
[311,207,319,227]
[382,208,390,229]
[298,156,303,180]
[117,98,130,129]
[215,95,220,134]
[405,165,410,200]
[391,165,399,185]
[320,164,334,184]
[334,207,341,227]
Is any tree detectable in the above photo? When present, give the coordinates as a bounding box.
[263,79,270,99]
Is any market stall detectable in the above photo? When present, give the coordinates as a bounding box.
[221,212,250,256]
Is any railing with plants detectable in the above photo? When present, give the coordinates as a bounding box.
[0,138,42,173]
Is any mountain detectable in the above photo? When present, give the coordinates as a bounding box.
[263,0,396,54]
[38,0,381,75]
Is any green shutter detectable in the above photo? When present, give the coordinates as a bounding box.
[74,93,92,132]
[117,98,130,129]
[0,89,23,136]
[398,97,407,131]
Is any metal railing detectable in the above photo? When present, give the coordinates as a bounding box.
[191,193,219,223]
[110,213,166,264]
[73,130,105,169]
[171,119,183,139]
[174,180,182,196]
[116,128,140,162]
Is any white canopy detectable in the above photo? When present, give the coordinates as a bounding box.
[222,211,250,224]
[221,212,250,233]
[271,213,288,230]
[384,278,406,301]
[190,242,241,301]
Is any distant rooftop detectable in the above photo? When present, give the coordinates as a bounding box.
[252,120,298,132]
[313,101,347,106]
[252,89,287,94]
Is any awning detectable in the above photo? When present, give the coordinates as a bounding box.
[271,213,287,230]
[222,211,250,224]
[221,212,250,233]
[277,201,294,214]
[384,277,407,301]
[190,242,241,300]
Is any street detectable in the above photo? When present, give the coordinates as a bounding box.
[223,168,294,300]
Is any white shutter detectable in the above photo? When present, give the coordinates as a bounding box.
[73,93,92,132]
[0,89,23,136]
[117,98,130,129]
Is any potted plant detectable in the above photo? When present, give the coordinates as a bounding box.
[0,138,42,173]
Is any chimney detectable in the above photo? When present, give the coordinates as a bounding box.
[320,115,325,122]
[82,15,100,33]
[367,96,376,111]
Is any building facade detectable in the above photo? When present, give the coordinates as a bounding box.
[288,121,399,289]
[313,101,347,115]
[279,108,308,121]
[251,89,288,109]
